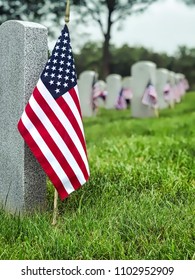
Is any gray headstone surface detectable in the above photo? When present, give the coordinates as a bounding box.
[176,73,185,97]
[174,73,182,103]
[156,68,169,109]
[122,76,133,101]
[106,74,122,109]
[0,20,48,214]
[168,71,176,106]
[131,61,157,118]
[78,70,97,117]
[96,80,107,108]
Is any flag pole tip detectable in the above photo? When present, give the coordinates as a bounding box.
[65,0,70,24]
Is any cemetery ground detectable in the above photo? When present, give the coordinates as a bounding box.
[0,92,194,260]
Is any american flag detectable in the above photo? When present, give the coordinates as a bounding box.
[92,82,102,100]
[122,87,133,100]
[141,81,158,108]
[115,88,127,110]
[163,82,171,101]
[92,82,107,101]
[91,74,99,111]
[18,24,90,200]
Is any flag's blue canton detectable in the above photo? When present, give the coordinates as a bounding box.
[147,81,152,87]
[119,88,123,97]
[41,25,77,100]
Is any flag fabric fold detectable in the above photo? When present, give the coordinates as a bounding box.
[163,82,171,102]
[122,87,133,101]
[92,80,107,112]
[92,82,107,101]
[18,24,90,200]
[115,88,127,110]
[141,81,158,108]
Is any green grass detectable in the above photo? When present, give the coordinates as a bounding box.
[0,92,195,260]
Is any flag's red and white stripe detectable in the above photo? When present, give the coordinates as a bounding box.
[18,79,89,200]
[92,82,102,99]
[142,83,158,108]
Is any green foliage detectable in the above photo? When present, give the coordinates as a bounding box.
[109,45,172,77]
[71,0,158,77]
[0,92,194,260]
[3,0,193,79]
[0,0,65,25]
[74,42,102,74]
[74,42,195,88]
[173,46,195,89]
[179,0,195,4]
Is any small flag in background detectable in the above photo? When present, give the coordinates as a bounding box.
[91,74,99,111]
[178,80,185,97]
[122,87,133,101]
[92,81,107,101]
[141,81,158,108]
[163,82,171,102]
[115,88,127,110]
[18,24,90,200]
[92,81,101,100]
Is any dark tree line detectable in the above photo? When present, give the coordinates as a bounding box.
[0,0,159,78]
[74,42,195,89]
[1,0,195,80]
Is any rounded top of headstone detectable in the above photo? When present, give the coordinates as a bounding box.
[156,68,169,74]
[97,80,107,90]
[107,73,121,78]
[132,60,156,67]
[169,71,175,77]
[122,76,131,80]
[175,73,180,81]
[131,61,156,74]
[98,80,106,86]
[176,73,185,79]
[79,70,97,79]
[169,71,176,84]
[106,73,121,80]
[122,76,132,87]
[0,20,47,30]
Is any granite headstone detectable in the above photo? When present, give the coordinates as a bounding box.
[78,70,97,117]
[0,20,48,214]
[156,68,169,109]
[106,74,122,109]
[131,61,157,118]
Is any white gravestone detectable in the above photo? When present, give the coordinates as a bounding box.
[78,70,97,117]
[106,74,122,109]
[175,73,186,101]
[156,68,169,109]
[180,73,187,96]
[168,71,177,106]
[131,61,157,118]
[0,20,48,214]
[174,73,181,103]
[95,80,107,108]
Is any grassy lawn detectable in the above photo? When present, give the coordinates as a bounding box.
[0,92,194,260]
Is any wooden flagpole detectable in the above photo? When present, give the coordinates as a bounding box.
[52,0,70,226]
[52,189,59,225]
[154,108,159,118]
[65,0,70,24]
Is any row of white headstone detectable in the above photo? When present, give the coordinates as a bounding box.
[78,61,189,118]
[0,20,189,214]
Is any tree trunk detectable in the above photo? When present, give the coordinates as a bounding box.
[102,6,113,79]
[102,34,111,79]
